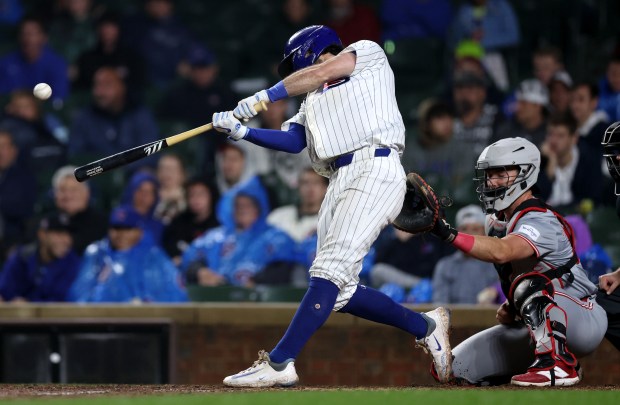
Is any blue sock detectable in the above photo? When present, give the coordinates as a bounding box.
[269,277,339,363]
[339,285,429,339]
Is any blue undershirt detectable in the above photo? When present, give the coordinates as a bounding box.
[243,123,307,153]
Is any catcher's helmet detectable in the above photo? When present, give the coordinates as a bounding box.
[602,121,620,195]
[474,137,541,213]
[277,25,343,79]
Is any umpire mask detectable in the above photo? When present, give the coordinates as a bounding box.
[602,122,620,195]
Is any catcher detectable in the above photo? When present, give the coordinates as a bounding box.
[395,137,608,386]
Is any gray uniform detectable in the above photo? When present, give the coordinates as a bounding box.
[452,209,608,384]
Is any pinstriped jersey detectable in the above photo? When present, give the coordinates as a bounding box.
[282,40,405,175]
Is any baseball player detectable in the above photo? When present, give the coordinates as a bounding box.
[596,122,620,351]
[428,137,607,386]
[210,25,452,387]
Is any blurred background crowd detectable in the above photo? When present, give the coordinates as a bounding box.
[0,0,619,305]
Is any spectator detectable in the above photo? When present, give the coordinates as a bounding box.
[538,112,603,210]
[502,46,564,118]
[2,90,67,146]
[533,46,565,86]
[451,71,503,197]
[432,205,497,304]
[493,79,548,147]
[369,227,453,290]
[450,0,520,92]
[180,180,297,288]
[73,11,145,97]
[48,0,97,65]
[120,171,164,245]
[403,99,475,204]
[0,130,36,259]
[380,0,453,41]
[154,153,186,225]
[0,90,67,178]
[323,0,381,46]
[267,167,328,242]
[214,142,272,231]
[215,141,255,195]
[68,205,187,303]
[49,165,107,254]
[445,43,505,107]
[121,0,194,87]
[0,213,80,302]
[68,66,159,169]
[0,15,69,102]
[570,81,609,151]
[598,55,620,123]
[548,71,573,115]
[162,177,219,263]
[158,44,236,174]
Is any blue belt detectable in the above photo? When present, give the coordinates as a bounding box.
[330,148,391,171]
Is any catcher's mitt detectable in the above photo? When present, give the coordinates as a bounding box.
[392,172,452,234]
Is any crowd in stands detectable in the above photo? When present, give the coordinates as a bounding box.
[0,0,619,304]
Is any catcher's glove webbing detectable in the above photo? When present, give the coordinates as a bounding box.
[392,172,452,234]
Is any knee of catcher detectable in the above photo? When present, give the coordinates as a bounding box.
[510,273,555,316]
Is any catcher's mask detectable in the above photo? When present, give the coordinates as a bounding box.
[474,137,540,214]
[602,121,620,195]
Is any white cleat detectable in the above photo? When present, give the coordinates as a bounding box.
[416,307,453,383]
[223,350,299,388]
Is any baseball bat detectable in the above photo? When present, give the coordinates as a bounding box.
[74,101,268,182]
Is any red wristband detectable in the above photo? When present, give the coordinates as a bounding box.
[452,232,475,253]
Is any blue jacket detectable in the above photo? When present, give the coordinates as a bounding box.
[451,0,520,51]
[68,235,187,303]
[598,76,620,122]
[120,172,164,244]
[0,46,69,100]
[180,179,297,286]
[0,244,81,302]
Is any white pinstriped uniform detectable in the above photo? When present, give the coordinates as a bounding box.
[283,40,406,310]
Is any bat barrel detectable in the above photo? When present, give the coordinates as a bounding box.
[74,139,167,182]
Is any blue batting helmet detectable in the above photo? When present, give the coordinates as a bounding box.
[277,25,343,78]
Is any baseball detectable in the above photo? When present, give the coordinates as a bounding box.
[33,83,52,100]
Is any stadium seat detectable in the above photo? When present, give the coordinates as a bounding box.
[186,285,259,302]
[255,286,307,303]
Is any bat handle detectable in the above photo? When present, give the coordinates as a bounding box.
[254,100,269,113]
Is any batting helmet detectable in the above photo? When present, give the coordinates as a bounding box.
[474,137,541,213]
[602,121,620,195]
[277,25,343,79]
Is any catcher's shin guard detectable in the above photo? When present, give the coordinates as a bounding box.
[510,273,580,386]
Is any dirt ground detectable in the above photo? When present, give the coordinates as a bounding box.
[0,384,618,398]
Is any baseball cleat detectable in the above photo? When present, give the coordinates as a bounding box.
[511,360,582,387]
[223,350,299,388]
[416,307,453,383]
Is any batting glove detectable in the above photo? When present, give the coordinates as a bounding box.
[233,90,269,120]
[212,111,248,141]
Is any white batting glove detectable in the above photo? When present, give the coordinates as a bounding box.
[212,111,248,141]
[233,90,269,120]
